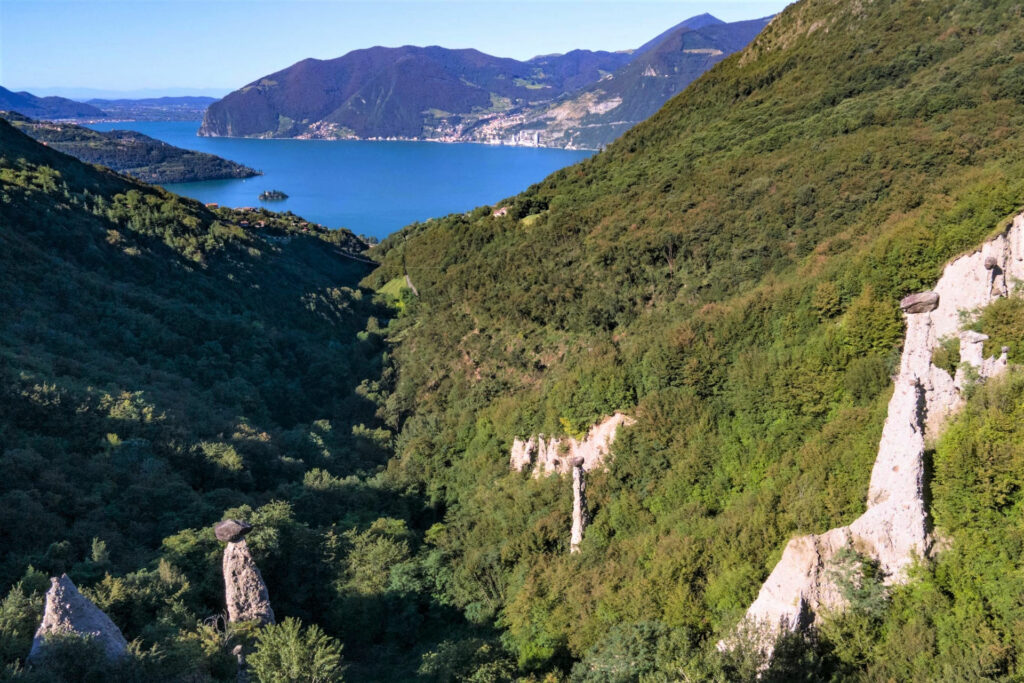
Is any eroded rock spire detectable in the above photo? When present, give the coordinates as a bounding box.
[727,212,1024,656]
[28,574,129,663]
[570,457,588,554]
[216,519,275,624]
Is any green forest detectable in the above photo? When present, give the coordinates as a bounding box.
[4,0,1024,680]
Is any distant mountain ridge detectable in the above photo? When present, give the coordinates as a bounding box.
[86,96,217,107]
[199,45,630,140]
[199,13,771,148]
[466,15,773,148]
[0,85,106,120]
[87,96,217,121]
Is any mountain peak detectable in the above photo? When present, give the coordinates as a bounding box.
[679,12,724,29]
[633,12,728,56]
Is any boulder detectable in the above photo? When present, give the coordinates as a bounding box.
[899,291,939,314]
[223,540,275,624]
[984,255,998,270]
[215,519,253,543]
[28,575,129,662]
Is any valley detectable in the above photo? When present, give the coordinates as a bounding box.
[4,0,1024,681]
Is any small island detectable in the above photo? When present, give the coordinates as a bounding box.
[259,189,288,201]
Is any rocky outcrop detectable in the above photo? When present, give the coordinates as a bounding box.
[511,414,633,554]
[28,575,129,662]
[217,521,275,625]
[733,212,1024,649]
[570,457,588,554]
[510,412,635,477]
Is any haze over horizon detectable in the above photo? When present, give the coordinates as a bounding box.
[1,0,789,99]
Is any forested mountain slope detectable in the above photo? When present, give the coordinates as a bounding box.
[198,46,631,140]
[0,120,495,680]
[366,0,1024,677]
[197,14,767,149]
[6,0,1024,679]
[465,15,772,149]
[4,112,259,183]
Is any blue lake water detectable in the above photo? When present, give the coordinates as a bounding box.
[87,120,591,239]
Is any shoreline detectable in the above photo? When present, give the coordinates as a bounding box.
[195,129,600,152]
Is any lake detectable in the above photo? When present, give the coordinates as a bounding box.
[87,120,592,239]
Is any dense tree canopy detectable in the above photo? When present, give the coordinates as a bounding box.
[4,0,1024,680]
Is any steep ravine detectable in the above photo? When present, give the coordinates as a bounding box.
[733,212,1024,645]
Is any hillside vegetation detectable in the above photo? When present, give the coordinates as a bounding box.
[0,120,493,680]
[4,0,1024,679]
[4,112,259,184]
[365,0,1024,677]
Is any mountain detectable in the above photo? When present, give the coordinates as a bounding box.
[465,15,773,148]
[198,46,630,139]
[0,85,106,119]
[87,96,217,121]
[363,0,1024,677]
[6,0,1024,680]
[632,11,726,55]
[525,49,635,93]
[199,14,769,149]
[3,111,259,183]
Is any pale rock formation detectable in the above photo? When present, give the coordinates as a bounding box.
[220,531,275,625]
[510,415,633,554]
[733,212,1024,649]
[570,457,588,554]
[28,574,129,662]
[509,412,635,477]
[510,439,533,472]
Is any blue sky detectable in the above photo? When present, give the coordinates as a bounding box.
[1,0,791,98]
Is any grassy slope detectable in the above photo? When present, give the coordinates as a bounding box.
[367,0,1024,672]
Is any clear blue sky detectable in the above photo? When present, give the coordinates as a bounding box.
[1,0,791,98]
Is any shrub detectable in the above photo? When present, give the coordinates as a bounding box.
[248,618,344,683]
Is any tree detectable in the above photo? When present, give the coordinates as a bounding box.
[248,618,344,683]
